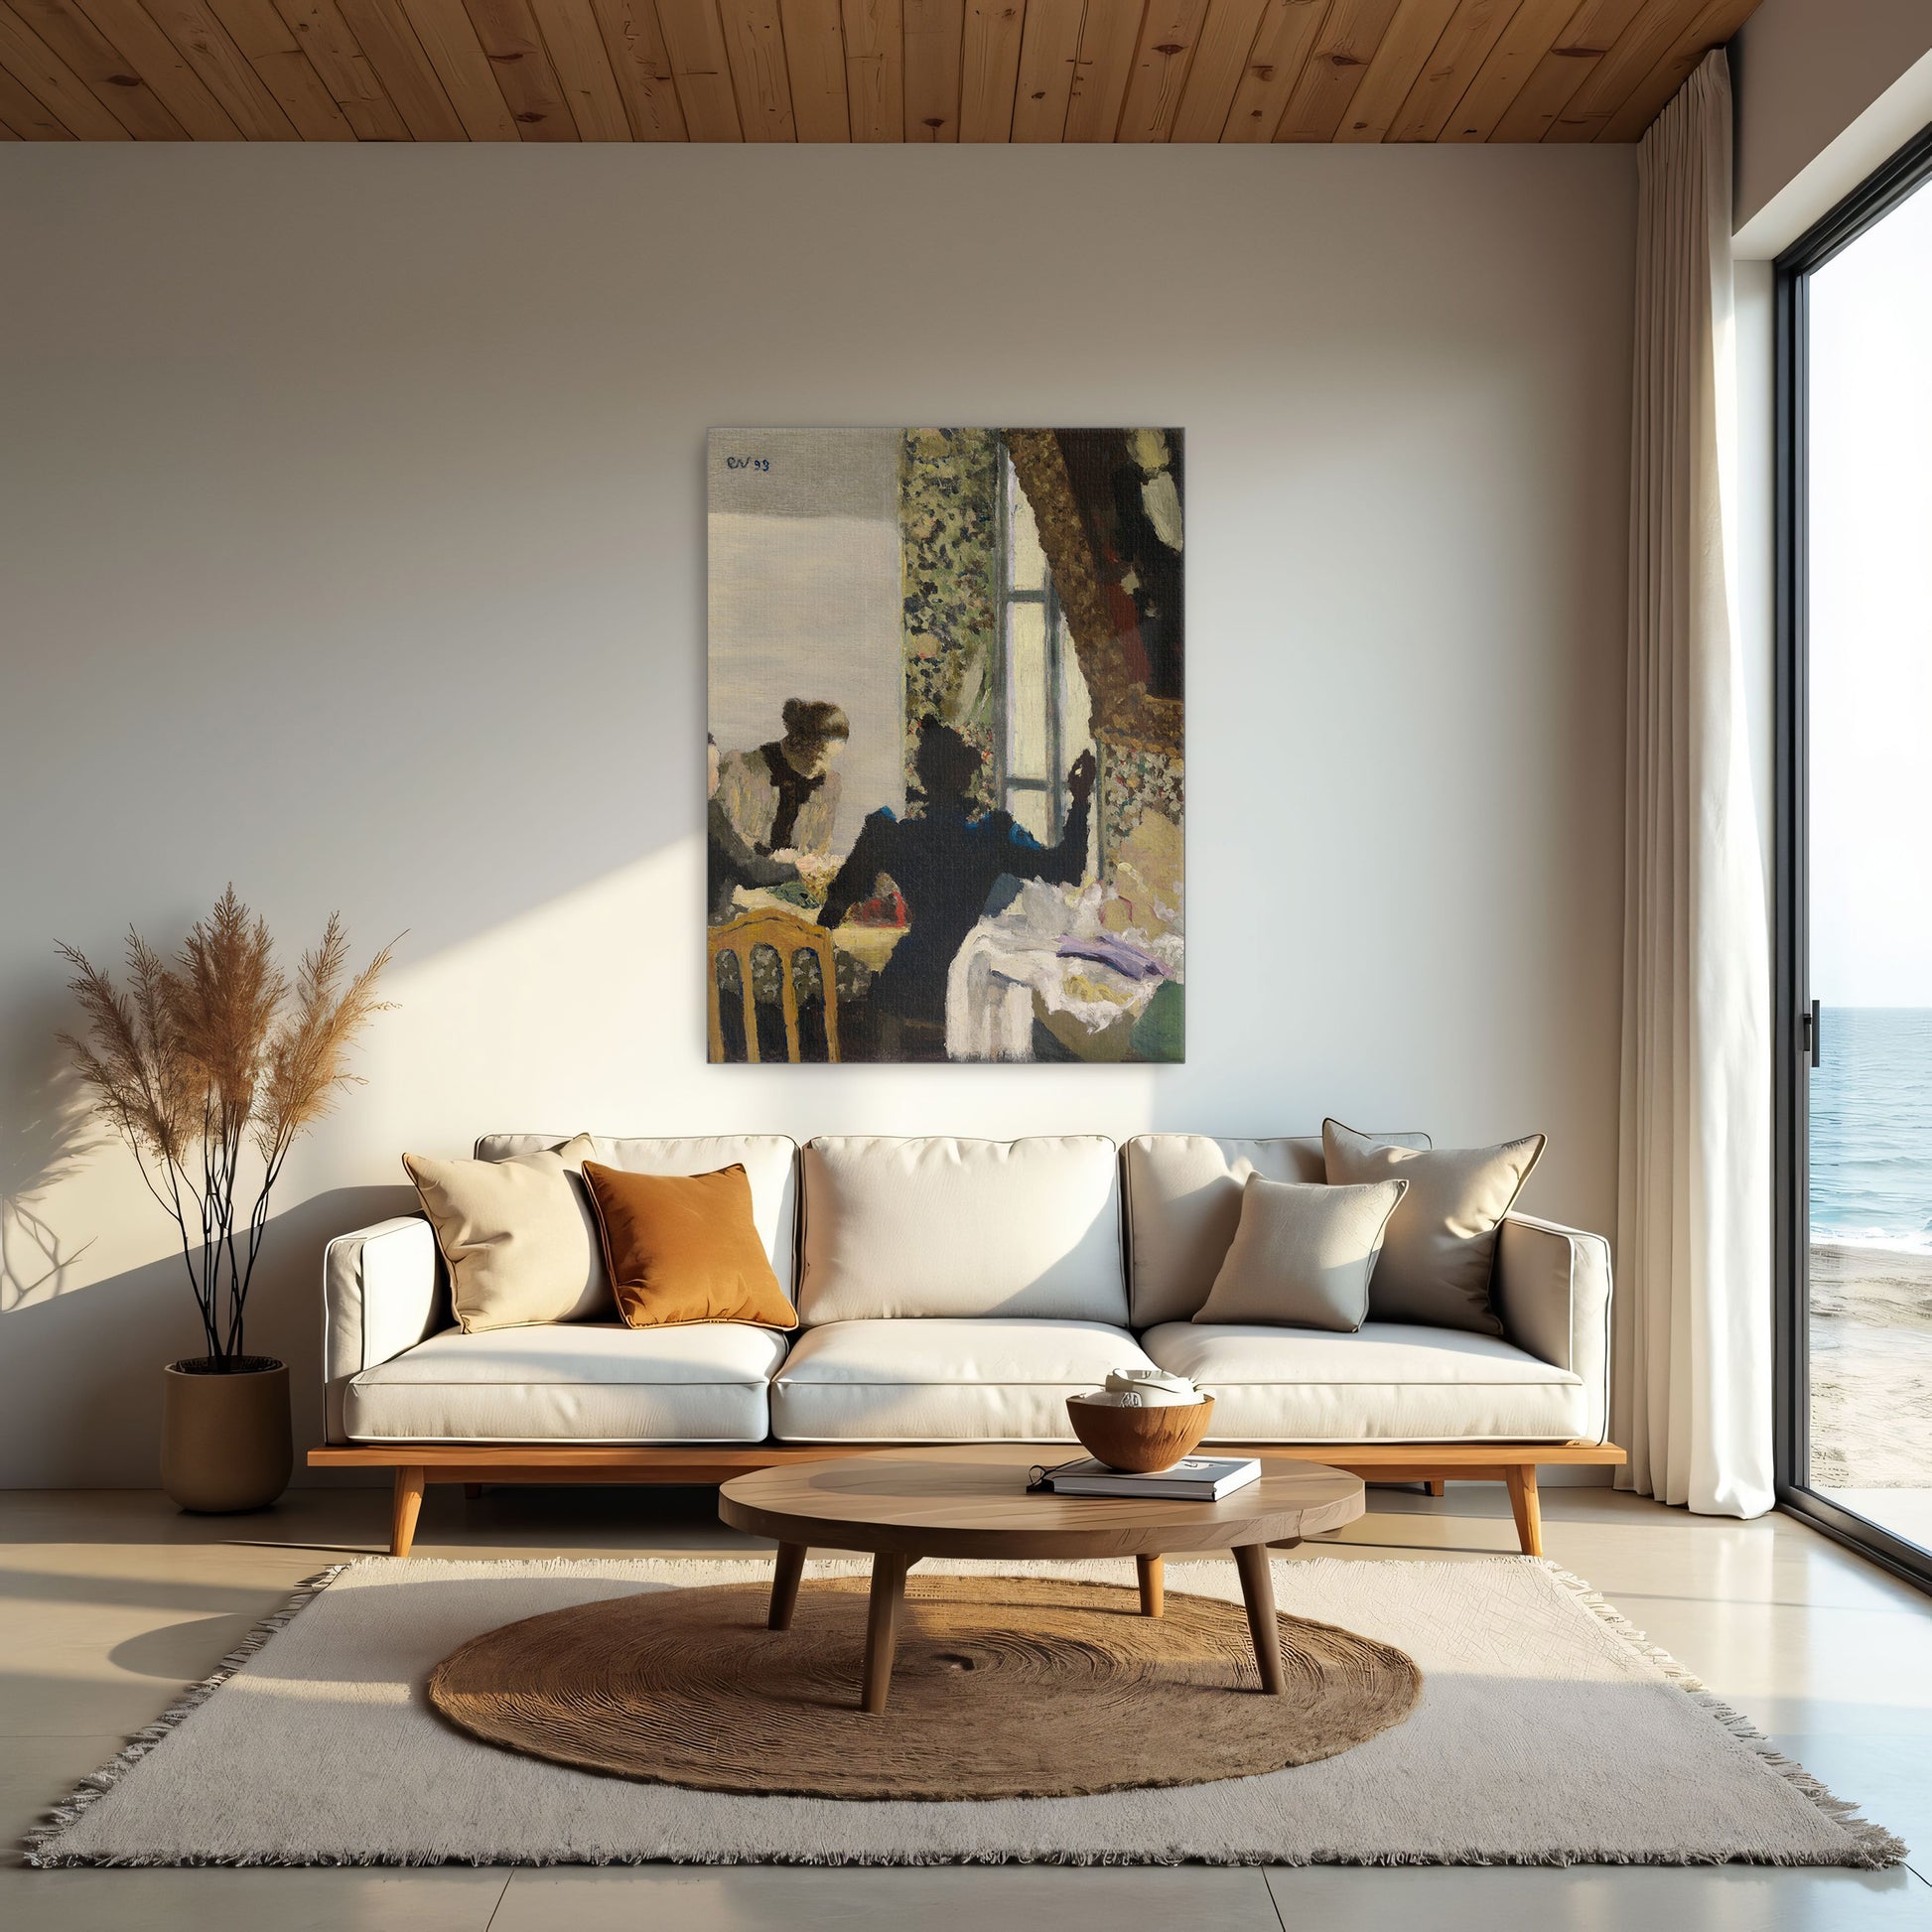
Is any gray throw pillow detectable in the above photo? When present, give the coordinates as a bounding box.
[1191,1174,1408,1333]
[1322,1119,1545,1335]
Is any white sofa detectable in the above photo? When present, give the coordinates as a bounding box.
[318,1132,1616,1555]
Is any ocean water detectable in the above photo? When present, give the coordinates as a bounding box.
[1809,1007,1932,1252]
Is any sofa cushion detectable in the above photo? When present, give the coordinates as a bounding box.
[1193,1174,1408,1332]
[344,1322,787,1444]
[582,1162,797,1332]
[1323,1119,1544,1336]
[405,1136,608,1332]
[476,1135,799,1300]
[797,1137,1125,1324]
[770,1318,1152,1442]
[1123,1133,1431,1327]
[1142,1321,1587,1443]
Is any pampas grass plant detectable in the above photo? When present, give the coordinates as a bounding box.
[59,889,397,1370]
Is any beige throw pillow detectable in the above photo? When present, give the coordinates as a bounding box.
[403,1135,610,1333]
[1192,1174,1408,1332]
[1322,1119,1545,1335]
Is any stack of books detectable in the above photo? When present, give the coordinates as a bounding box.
[1028,1454,1261,1501]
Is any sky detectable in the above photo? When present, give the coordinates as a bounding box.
[1807,176,1932,1008]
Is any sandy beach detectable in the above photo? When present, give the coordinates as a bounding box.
[1807,1241,1932,1490]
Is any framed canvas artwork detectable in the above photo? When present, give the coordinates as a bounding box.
[707,427,1183,1065]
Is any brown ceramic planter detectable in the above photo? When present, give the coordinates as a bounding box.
[161,1357,293,1513]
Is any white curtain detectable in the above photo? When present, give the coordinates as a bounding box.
[1613,50,1774,1518]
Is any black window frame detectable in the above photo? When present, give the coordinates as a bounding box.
[1773,117,1932,1593]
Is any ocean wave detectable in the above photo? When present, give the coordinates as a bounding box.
[1805,1010,1932,1251]
[1813,1151,1932,1170]
[1809,1225,1932,1256]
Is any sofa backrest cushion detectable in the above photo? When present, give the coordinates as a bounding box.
[799,1136,1125,1324]
[1124,1133,1432,1327]
[476,1135,800,1302]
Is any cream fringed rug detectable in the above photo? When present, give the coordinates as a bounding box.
[25,1555,1905,1869]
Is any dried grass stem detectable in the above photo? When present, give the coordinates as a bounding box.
[59,888,396,1366]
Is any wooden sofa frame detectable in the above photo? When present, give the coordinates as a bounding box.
[308,1439,1626,1561]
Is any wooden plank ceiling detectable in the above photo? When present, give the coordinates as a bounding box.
[0,0,1763,142]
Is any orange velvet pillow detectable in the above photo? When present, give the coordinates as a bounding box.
[580,1162,797,1331]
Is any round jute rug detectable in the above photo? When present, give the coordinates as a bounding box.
[426,1575,1422,1800]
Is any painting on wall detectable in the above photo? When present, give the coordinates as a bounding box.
[707,427,1183,1065]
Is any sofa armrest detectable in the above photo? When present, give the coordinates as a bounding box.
[1492,1213,1612,1445]
[322,1216,444,1443]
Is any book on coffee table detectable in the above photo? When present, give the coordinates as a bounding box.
[1028,1454,1262,1501]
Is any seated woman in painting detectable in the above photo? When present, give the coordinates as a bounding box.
[706,734,798,925]
[714,699,850,864]
[818,716,1095,1058]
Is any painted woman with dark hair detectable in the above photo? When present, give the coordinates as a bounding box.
[715,697,851,861]
[707,734,798,925]
[819,717,1095,1056]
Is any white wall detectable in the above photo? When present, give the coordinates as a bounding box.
[1732,0,1932,256]
[0,143,1634,1485]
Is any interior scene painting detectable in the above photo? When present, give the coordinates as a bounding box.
[707,427,1184,1064]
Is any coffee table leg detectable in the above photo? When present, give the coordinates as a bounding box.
[1233,1543,1287,1695]
[767,1542,806,1631]
[1137,1553,1165,1617]
[861,1552,909,1715]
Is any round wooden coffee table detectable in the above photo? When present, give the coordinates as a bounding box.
[718,1444,1365,1715]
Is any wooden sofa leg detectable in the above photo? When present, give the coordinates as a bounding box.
[1504,1465,1542,1558]
[1426,1479,1446,1498]
[391,1465,426,1558]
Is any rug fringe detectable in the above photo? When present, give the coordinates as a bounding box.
[19,1841,1919,1873]
[22,1563,349,1868]
[1535,1558,1906,1869]
[23,1553,1909,1871]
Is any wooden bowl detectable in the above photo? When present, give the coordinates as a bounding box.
[1065,1395,1215,1474]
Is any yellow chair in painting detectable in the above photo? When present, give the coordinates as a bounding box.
[707,909,841,1063]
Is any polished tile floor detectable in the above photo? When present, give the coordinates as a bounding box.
[2,1480,1928,1931]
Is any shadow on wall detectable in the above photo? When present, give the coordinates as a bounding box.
[0,819,1615,1491]
[0,1185,410,1488]
[0,1018,105,1311]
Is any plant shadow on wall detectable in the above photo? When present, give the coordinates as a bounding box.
[0,1187,411,1498]
[54,890,398,1512]
[0,1019,104,1311]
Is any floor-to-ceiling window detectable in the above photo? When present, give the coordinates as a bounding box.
[1777,126,1932,1586]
